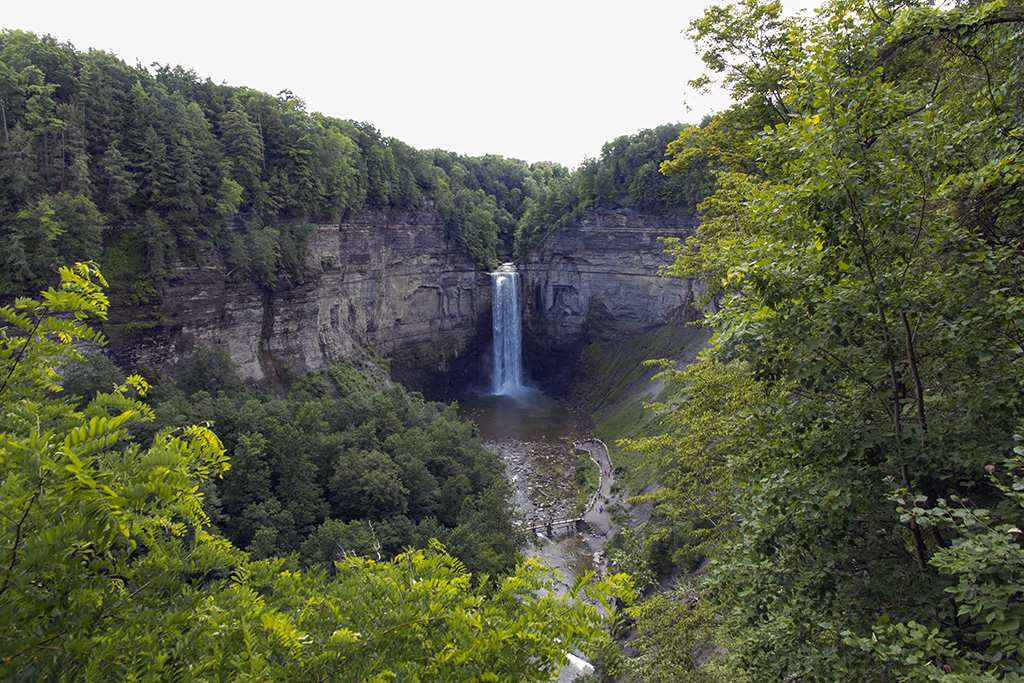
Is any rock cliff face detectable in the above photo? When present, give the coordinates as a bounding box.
[108,208,492,393]
[106,206,703,394]
[519,207,704,386]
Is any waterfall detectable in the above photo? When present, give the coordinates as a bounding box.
[491,264,523,395]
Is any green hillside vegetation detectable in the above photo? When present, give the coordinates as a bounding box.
[513,124,715,258]
[613,0,1024,680]
[0,29,708,293]
[0,264,635,680]
[13,0,1024,678]
[67,344,528,579]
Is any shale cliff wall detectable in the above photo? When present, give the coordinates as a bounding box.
[106,206,703,393]
[107,208,491,392]
[519,207,704,385]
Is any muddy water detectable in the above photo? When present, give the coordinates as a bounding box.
[458,388,574,442]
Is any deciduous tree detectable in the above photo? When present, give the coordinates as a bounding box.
[635,0,1024,679]
[0,264,635,680]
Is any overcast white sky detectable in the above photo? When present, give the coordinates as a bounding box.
[4,0,814,168]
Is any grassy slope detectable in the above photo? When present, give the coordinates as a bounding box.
[570,324,710,498]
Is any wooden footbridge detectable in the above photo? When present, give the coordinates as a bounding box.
[525,517,587,536]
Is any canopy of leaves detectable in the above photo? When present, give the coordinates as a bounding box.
[119,353,529,579]
[514,126,715,259]
[0,265,635,680]
[627,0,1024,680]
[0,30,711,286]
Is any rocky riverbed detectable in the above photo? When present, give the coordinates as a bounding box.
[485,437,621,590]
[486,437,622,682]
[486,438,577,524]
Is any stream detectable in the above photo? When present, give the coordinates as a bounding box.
[459,388,621,682]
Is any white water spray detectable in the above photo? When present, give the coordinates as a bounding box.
[490,264,523,395]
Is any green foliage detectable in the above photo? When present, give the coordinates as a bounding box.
[513,130,713,259]
[142,352,527,577]
[513,172,579,259]
[0,263,239,674]
[1,29,711,282]
[625,587,740,683]
[0,265,635,680]
[605,528,658,592]
[0,263,109,396]
[576,124,715,212]
[0,31,531,280]
[575,326,711,511]
[573,325,709,418]
[628,0,1024,680]
[176,343,246,397]
[61,352,127,405]
[574,450,600,514]
[622,358,775,561]
[867,455,1024,678]
[427,152,559,267]
[686,0,803,121]
[0,192,103,294]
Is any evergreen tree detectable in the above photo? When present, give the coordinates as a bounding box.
[221,99,265,212]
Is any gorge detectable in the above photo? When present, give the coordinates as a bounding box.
[0,29,712,682]
[104,205,705,397]
[6,4,1024,677]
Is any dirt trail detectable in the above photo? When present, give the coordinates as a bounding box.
[575,439,621,557]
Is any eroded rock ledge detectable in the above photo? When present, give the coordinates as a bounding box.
[105,206,703,393]
[520,207,705,387]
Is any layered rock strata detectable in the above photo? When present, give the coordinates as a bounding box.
[519,207,704,387]
[107,208,491,393]
[106,206,703,393]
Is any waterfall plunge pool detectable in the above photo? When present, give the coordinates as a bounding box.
[462,263,574,441]
[457,388,573,442]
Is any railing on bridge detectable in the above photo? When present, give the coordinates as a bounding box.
[525,517,585,535]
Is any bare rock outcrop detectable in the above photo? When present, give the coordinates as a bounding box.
[519,207,705,386]
[105,205,703,393]
[107,208,491,393]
